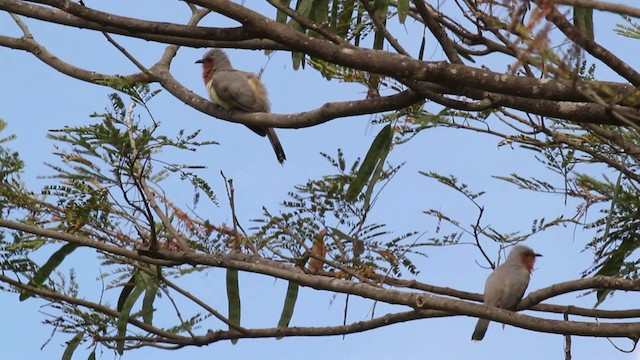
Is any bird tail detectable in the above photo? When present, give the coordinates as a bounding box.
[471,319,490,341]
[266,128,286,164]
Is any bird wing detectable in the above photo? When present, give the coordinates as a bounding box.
[482,267,506,307]
[500,267,530,310]
[211,70,270,113]
[482,260,532,310]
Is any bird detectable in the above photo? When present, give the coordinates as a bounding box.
[471,245,542,341]
[195,48,286,164]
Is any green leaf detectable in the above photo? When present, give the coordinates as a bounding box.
[594,238,637,306]
[337,0,355,38]
[139,271,158,325]
[287,0,313,68]
[276,281,299,339]
[345,125,393,202]
[374,0,390,19]
[594,171,627,306]
[397,0,409,24]
[20,243,78,301]
[373,0,390,50]
[354,4,364,46]
[87,350,96,360]
[116,274,137,311]
[292,51,305,70]
[418,27,426,60]
[574,6,594,40]
[295,0,314,18]
[61,333,83,360]
[275,0,292,23]
[116,275,145,354]
[330,0,338,31]
[226,268,241,344]
[363,139,388,209]
[311,0,329,24]
[458,50,476,63]
[290,0,314,31]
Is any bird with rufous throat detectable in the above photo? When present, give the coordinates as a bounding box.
[471,245,542,341]
[196,48,286,164]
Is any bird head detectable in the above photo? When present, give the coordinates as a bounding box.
[507,245,542,272]
[195,49,232,83]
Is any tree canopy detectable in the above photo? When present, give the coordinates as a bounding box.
[1,1,640,359]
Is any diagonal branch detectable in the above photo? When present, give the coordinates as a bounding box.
[533,0,640,86]
[0,274,187,341]
[551,0,640,20]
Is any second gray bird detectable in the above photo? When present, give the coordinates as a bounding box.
[471,245,542,341]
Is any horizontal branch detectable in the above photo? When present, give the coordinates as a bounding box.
[522,276,640,308]
[0,0,285,49]
[414,294,640,338]
[155,62,424,128]
[7,27,634,129]
[25,0,251,40]
[4,0,638,120]
[189,0,639,105]
[533,303,640,319]
[1,218,640,339]
[411,81,640,126]
[95,310,451,346]
[384,273,640,319]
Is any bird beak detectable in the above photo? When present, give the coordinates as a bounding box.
[534,252,543,257]
[195,59,203,64]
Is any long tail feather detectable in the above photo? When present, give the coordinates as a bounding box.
[266,128,286,164]
[471,319,490,341]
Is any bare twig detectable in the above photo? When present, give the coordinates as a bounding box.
[564,311,572,360]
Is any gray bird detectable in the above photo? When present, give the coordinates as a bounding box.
[196,49,286,164]
[471,245,542,341]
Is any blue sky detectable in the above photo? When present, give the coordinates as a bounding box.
[1,1,640,359]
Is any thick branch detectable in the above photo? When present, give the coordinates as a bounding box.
[414,294,640,338]
[189,0,638,104]
[152,61,424,128]
[0,0,284,49]
[8,0,635,107]
[2,218,640,338]
[4,0,639,129]
[26,0,251,40]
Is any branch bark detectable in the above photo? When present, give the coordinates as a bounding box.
[1,218,640,341]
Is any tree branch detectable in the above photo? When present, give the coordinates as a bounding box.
[2,217,640,339]
[551,0,640,19]
[533,0,640,86]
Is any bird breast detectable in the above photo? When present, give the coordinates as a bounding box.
[206,80,232,109]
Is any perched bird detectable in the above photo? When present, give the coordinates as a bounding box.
[471,245,542,341]
[196,49,286,164]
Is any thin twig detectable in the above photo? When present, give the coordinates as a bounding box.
[358,0,409,56]
[9,12,32,37]
[266,0,351,47]
[564,311,572,360]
